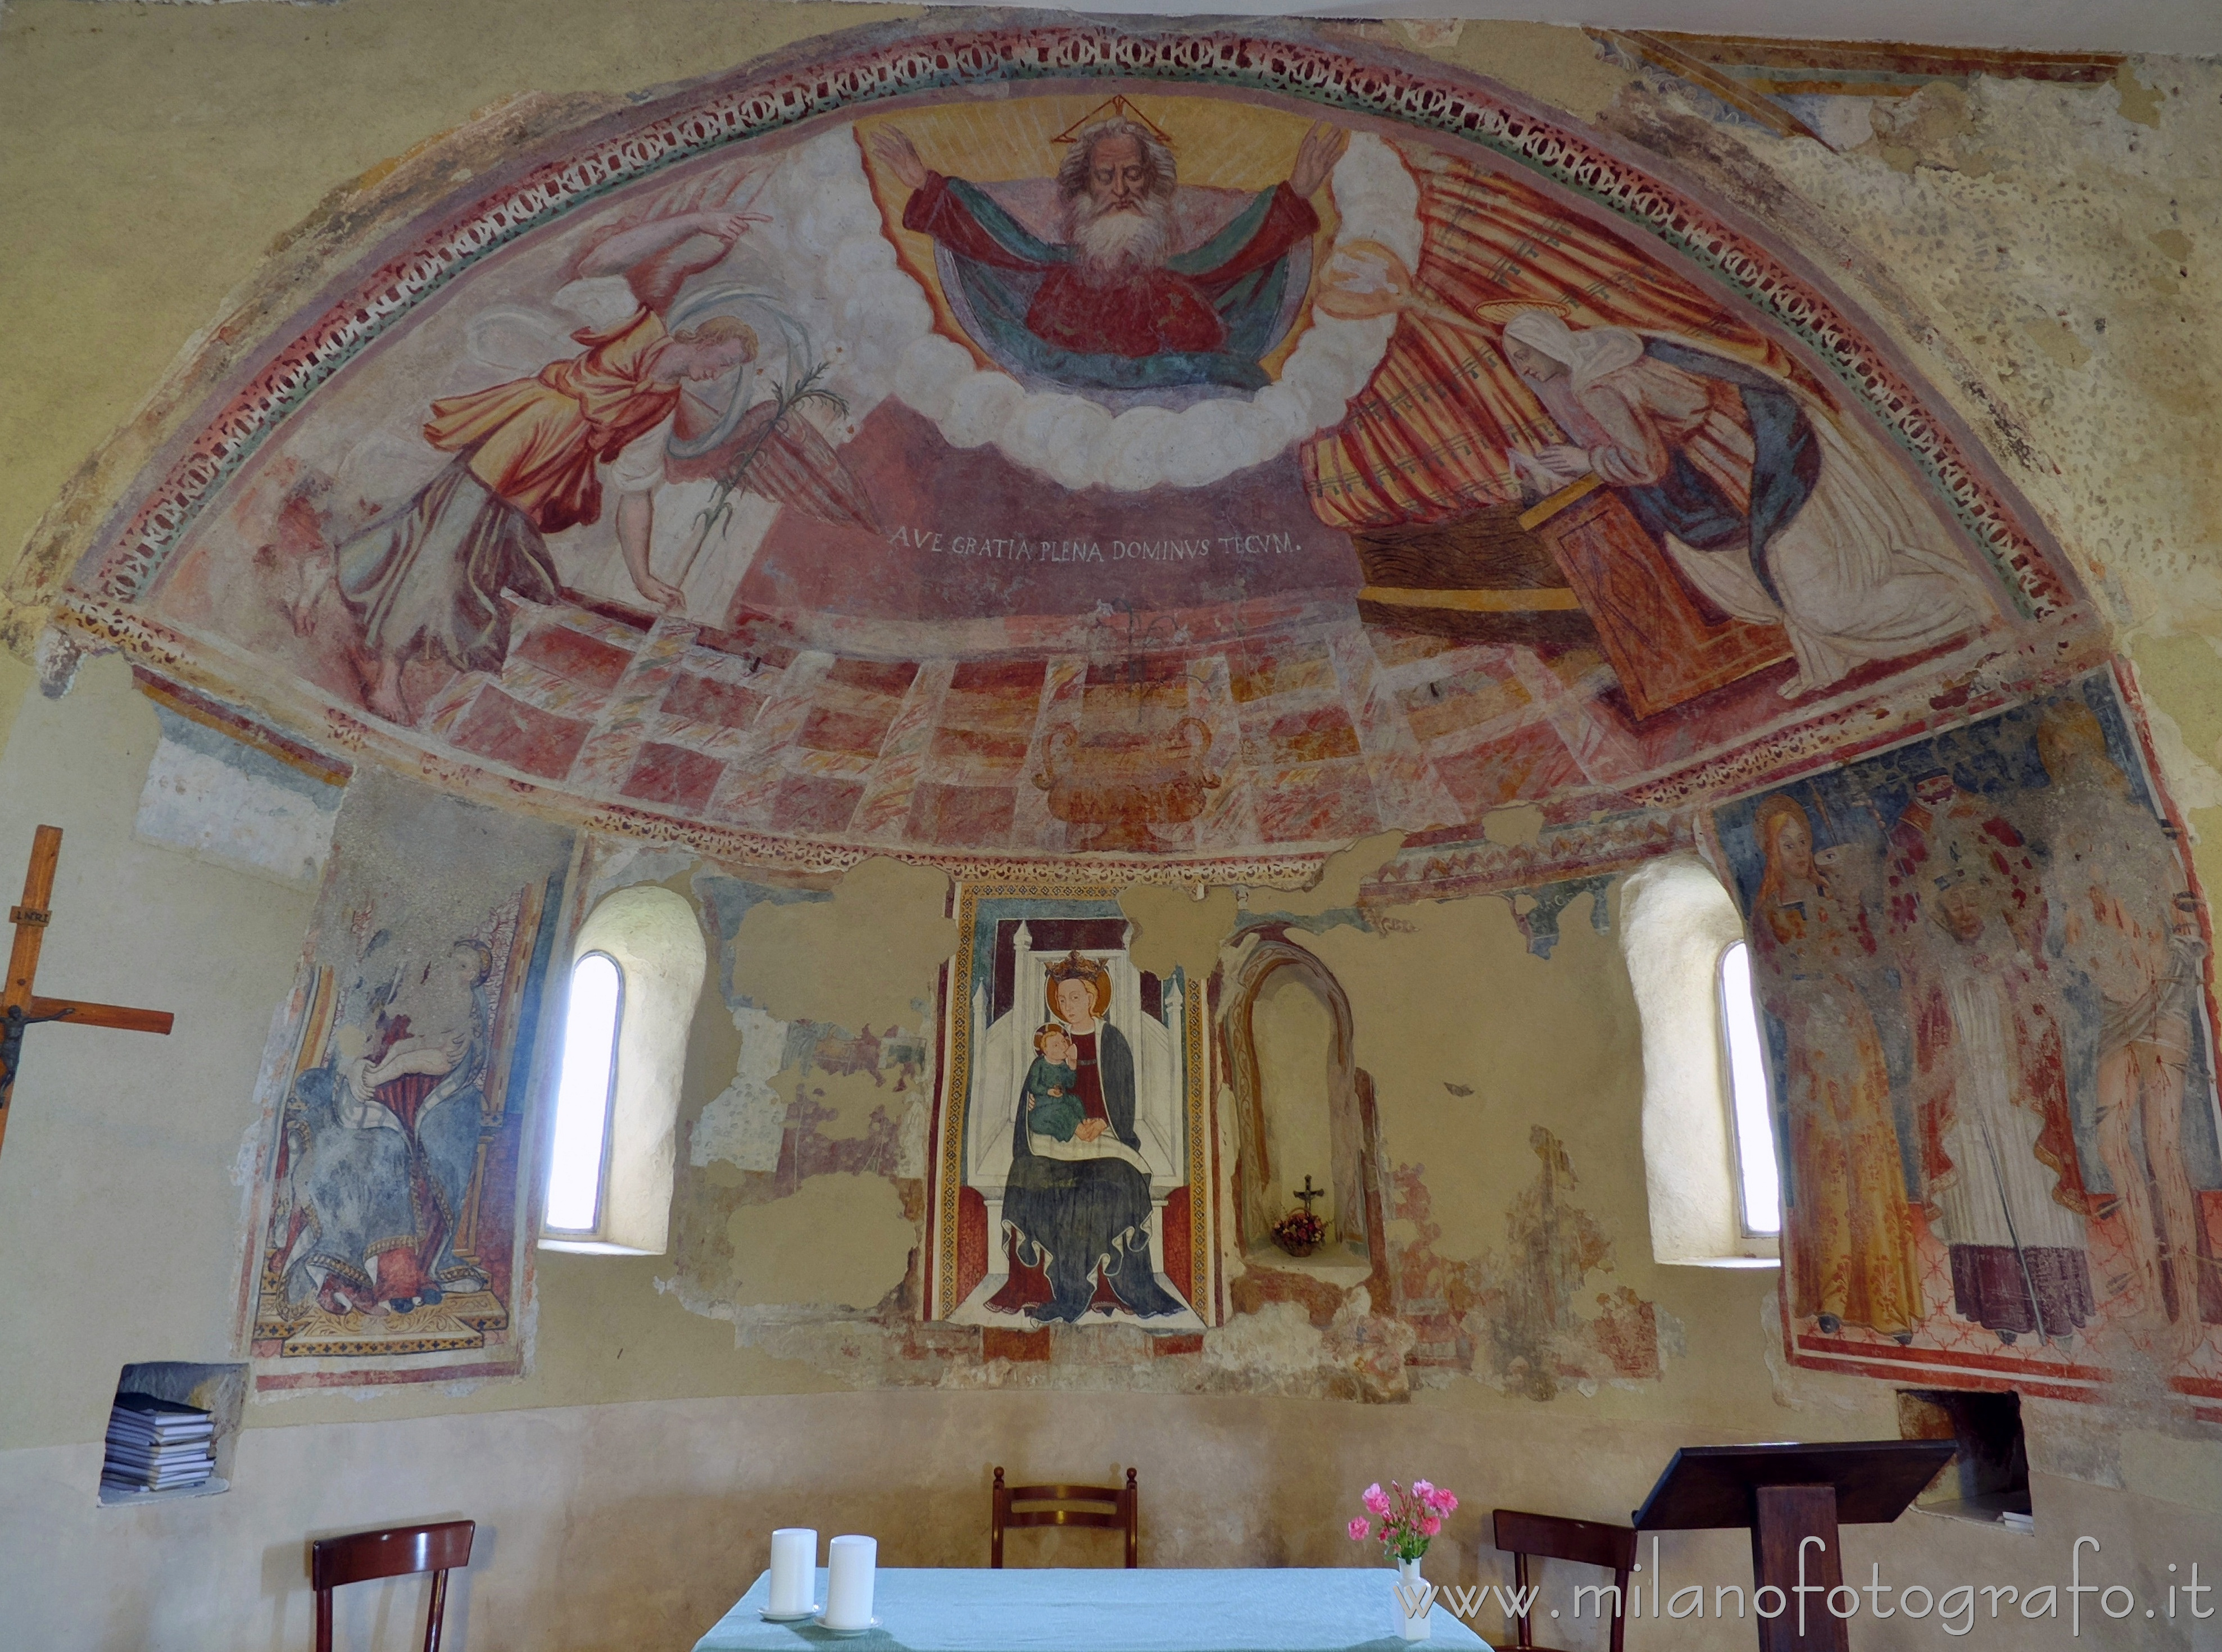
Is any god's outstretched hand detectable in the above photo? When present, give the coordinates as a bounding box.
[872,127,929,192]
[1290,122,1350,199]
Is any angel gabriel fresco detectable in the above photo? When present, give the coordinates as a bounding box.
[331,166,875,724]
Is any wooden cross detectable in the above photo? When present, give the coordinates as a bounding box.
[1293,1174,1325,1215]
[1,825,175,1165]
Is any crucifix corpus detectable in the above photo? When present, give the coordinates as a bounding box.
[1,825,175,1164]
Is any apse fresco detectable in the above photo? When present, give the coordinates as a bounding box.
[925,883,1215,1329]
[1710,669,2222,1410]
[242,772,572,1389]
[59,24,2098,879]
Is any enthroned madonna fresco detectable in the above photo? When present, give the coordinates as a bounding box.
[54,22,2098,878]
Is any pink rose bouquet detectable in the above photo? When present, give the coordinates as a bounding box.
[1346,1478,1460,1562]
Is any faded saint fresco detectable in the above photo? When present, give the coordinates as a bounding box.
[65,32,2089,875]
[926,883,1214,1329]
[1711,671,2222,1403]
[244,774,570,1388]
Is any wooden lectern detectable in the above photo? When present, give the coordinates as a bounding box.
[1517,476,1790,718]
[1633,1441,1957,1652]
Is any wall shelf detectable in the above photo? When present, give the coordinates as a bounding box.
[1244,1242,1373,1289]
[96,1477,233,1508]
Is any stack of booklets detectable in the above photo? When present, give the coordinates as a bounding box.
[100,1394,215,1495]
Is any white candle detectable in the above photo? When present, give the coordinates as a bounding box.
[824,1534,877,1631]
[768,1528,817,1616]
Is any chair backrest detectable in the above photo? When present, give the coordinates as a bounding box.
[311,1520,475,1652]
[1491,1509,1636,1652]
[991,1467,1139,1568]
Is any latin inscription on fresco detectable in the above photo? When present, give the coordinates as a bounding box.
[887,525,1303,563]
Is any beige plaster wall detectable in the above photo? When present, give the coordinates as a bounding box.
[0,656,318,1448]
[8,1387,2215,1650]
[4,3,2221,1648]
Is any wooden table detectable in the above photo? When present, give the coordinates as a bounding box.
[695,1567,1494,1651]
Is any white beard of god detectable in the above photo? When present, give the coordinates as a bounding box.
[1065,190,1176,284]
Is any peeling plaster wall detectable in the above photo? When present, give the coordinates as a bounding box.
[3,3,2221,1648]
[1583,58,2222,877]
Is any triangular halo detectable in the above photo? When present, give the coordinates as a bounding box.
[1051,96,1173,145]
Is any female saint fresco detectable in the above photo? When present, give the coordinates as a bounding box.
[1752,795,1924,1341]
[987,952,1185,1323]
[282,939,496,1317]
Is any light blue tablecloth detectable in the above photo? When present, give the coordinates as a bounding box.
[693,1567,1493,1652]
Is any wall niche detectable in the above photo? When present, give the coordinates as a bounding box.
[1222,938,1385,1279]
[97,1361,246,1506]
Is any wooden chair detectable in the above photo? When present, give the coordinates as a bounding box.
[311,1519,475,1652]
[1491,1509,1636,1652]
[990,1467,1139,1568]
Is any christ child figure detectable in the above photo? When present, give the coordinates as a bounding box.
[1023,1023,1085,1143]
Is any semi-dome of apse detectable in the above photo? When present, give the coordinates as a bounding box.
[28,19,2100,886]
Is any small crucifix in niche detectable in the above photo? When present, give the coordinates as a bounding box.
[1269,1175,1331,1258]
[1,825,175,1167]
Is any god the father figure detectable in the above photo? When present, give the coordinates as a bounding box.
[873,114,1346,392]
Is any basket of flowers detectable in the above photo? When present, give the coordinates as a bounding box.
[1271,1208,1326,1257]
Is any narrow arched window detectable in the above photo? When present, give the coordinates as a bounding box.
[1717,940,1782,1238]
[539,886,706,1256]
[545,951,624,1235]
[1621,853,1779,1267]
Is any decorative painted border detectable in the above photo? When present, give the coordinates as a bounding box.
[1631,631,2117,811]
[1362,810,1688,906]
[1181,976,1212,1313]
[925,880,1216,1324]
[75,19,2074,624]
[1786,1313,2222,1409]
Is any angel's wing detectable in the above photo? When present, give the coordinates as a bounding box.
[642,160,765,225]
[665,400,882,535]
[462,306,576,375]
